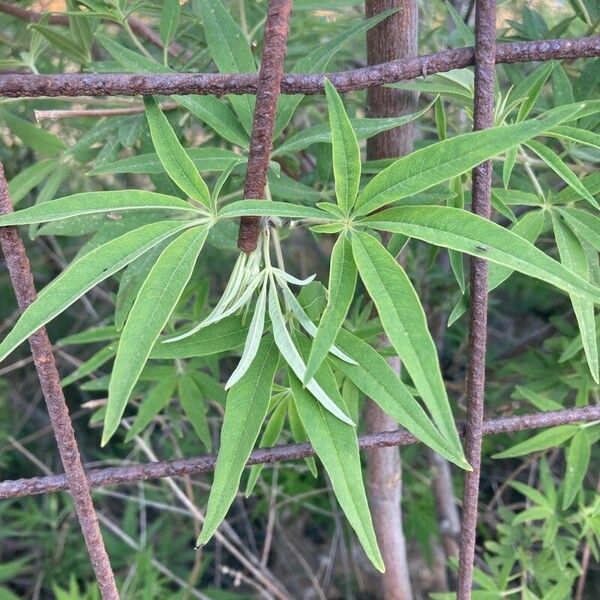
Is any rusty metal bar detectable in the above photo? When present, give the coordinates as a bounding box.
[457,1,496,598]
[0,164,120,600]
[1,38,598,98]
[237,0,293,253]
[2,406,599,501]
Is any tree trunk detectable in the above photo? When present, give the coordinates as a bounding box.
[364,1,418,599]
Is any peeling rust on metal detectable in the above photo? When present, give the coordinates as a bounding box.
[2,406,600,501]
[0,38,598,98]
[237,0,293,253]
[457,2,497,598]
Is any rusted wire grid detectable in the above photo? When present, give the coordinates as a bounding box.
[0,164,120,600]
[2,406,599,501]
[457,1,497,597]
[0,37,599,97]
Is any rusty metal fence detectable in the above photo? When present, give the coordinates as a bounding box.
[1,1,600,598]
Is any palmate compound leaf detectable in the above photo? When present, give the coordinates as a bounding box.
[0,221,194,364]
[354,102,596,216]
[0,191,204,226]
[289,364,384,573]
[551,213,599,383]
[103,225,209,445]
[197,336,279,547]
[324,79,361,214]
[305,234,357,382]
[267,278,354,425]
[144,97,212,210]
[363,206,600,304]
[351,231,462,451]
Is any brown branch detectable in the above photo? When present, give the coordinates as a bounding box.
[1,37,598,98]
[0,0,190,60]
[34,102,178,122]
[1,406,599,501]
[0,163,119,600]
[364,1,417,597]
[456,2,496,598]
[237,0,293,253]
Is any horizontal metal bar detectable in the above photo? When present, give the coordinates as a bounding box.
[1,37,598,98]
[1,405,599,501]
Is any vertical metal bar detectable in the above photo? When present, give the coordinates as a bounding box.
[237,0,293,253]
[364,1,418,598]
[0,163,120,600]
[456,1,496,598]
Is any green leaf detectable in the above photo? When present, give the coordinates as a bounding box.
[225,278,268,390]
[176,95,250,149]
[152,316,249,359]
[287,396,318,477]
[558,207,600,251]
[61,344,116,387]
[194,0,256,134]
[268,281,354,425]
[331,329,469,469]
[0,191,203,226]
[96,34,249,148]
[513,62,555,122]
[0,221,191,364]
[449,210,545,325]
[289,371,384,572]
[305,235,356,382]
[144,97,211,209]
[351,231,462,450]
[160,0,181,48]
[8,159,58,207]
[197,336,279,546]
[552,213,599,383]
[245,397,288,496]
[324,79,361,214]
[354,103,591,216]
[125,375,178,441]
[31,23,90,63]
[0,109,66,156]
[103,226,209,445]
[179,373,212,451]
[273,108,429,158]
[364,206,600,303]
[562,429,591,509]
[219,200,329,221]
[88,148,243,176]
[549,125,600,150]
[526,140,599,210]
[493,425,579,459]
[553,170,600,206]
